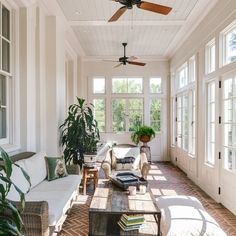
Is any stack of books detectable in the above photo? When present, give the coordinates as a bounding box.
[118,214,145,232]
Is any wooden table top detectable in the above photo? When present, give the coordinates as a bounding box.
[89,179,160,215]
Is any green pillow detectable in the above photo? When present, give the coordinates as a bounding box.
[45,156,68,181]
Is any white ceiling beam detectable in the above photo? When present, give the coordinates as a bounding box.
[69,20,184,27]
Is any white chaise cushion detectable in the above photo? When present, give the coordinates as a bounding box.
[26,175,81,226]
[156,195,227,236]
[24,152,47,188]
[7,159,30,201]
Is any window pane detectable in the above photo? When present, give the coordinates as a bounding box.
[0,75,6,105]
[150,98,161,132]
[189,57,196,82]
[182,95,188,151]
[2,39,10,72]
[224,79,233,99]
[0,107,6,139]
[224,100,232,123]
[150,77,161,93]
[224,147,233,170]
[112,99,125,132]
[93,78,105,94]
[93,99,105,132]
[112,78,127,93]
[226,29,236,64]
[178,65,188,88]
[207,82,215,164]
[128,99,143,131]
[128,78,143,93]
[2,5,10,40]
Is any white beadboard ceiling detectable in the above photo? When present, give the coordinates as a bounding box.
[57,0,218,59]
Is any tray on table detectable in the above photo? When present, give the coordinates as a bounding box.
[110,172,148,190]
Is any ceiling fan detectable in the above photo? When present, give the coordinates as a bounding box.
[108,0,172,22]
[105,43,146,67]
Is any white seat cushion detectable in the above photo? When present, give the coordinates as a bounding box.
[26,175,81,226]
[156,195,227,236]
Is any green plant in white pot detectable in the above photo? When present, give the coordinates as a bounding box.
[60,97,100,167]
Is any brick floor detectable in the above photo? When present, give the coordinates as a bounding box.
[58,162,236,236]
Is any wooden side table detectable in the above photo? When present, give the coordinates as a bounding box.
[83,166,98,195]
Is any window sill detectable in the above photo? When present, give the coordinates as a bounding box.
[1,143,21,155]
[204,162,215,168]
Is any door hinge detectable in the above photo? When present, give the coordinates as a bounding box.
[175,117,177,122]
[175,97,177,102]
[219,152,221,160]
[219,80,222,88]
[219,116,221,124]
[175,137,177,142]
[218,187,221,195]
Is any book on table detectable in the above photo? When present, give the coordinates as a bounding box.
[118,214,145,231]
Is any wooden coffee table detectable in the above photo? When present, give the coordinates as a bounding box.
[89,179,161,236]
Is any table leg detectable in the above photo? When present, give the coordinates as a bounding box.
[83,171,87,195]
[154,213,162,236]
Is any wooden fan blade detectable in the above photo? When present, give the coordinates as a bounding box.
[103,60,119,62]
[127,61,146,66]
[108,6,127,22]
[114,63,123,68]
[128,56,138,61]
[137,1,172,15]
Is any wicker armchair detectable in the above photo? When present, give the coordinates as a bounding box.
[9,152,80,236]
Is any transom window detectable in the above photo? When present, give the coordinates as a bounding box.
[222,21,236,66]
[112,78,143,94]
[205,39,216,74]
[150,77,161,93]
[177,63,188,89]
[93,78,105,94]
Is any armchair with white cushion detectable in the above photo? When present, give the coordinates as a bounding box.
[101,144,150,179]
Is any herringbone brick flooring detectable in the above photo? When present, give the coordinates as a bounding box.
[58,162,236,236]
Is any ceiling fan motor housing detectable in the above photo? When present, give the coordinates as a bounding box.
[119,0,141,9]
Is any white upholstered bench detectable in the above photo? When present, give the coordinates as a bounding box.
[156,195,227,236]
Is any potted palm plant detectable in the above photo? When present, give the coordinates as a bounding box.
[131,125,155,145]
[60,97,100,167]
[0,147,30,235]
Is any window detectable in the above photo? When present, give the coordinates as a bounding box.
[189,90,196,155]
[177,96,182,147]
[223,78,236,171]
[112,78,143,94]
[222,21,236,66]
[93,78,105,94]
[189,56,196,83]
[150,98,161,132]
[0,2,11,144]
[182,94,189,151]
[177,63,188,89]
[206,82,216,165]
[171,97,176,145]
[112,98,143,132]
[93,99,105,132]
[205,39,216,74]
[150,77,161,93]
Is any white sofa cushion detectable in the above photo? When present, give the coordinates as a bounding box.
[26,175,81,226]
[24,152,47,189]
[156,195,227,236]
[7,159,30,201]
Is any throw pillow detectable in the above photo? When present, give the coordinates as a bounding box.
[45,156,68,181]
[116,156,135,171]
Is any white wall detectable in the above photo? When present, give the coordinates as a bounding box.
[81,60,170,161]
[170,0,236,214]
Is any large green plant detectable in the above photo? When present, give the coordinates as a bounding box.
[131,125,155,145]
[60,97,100,165]
[0,147,30,235]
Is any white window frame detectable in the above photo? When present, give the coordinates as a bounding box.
[0,0,12,145]
[205,38,216,74]
[220,20,236,67]
[206,80,216,165]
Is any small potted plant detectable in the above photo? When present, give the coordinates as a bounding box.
[131,125,155,145]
